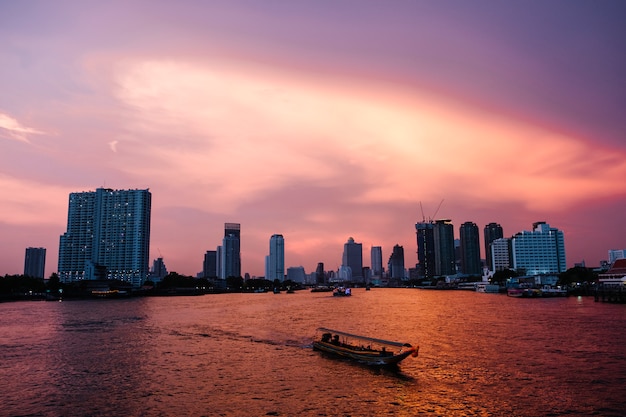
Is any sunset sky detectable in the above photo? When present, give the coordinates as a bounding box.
[1,1,625,278]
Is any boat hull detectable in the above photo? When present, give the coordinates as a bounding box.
[313,341,416,366]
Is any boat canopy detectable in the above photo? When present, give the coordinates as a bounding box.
[316,327,410,347]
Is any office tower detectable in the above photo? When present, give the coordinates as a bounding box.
[416,221,435,279]
[388,244,405,280]
[315,262,325,285]
[491,238,512,271]
[203,250,217,278]
[371,246,383,278]
[267,234,285,281]
[221,223,241,278]
[342,237,363,281]
[149,257,168,283]
[434,220,456,276]
[24,247,46,279]
[460,222,481,275]
[608,249,626,264]
[511,222,566,275]
[58,188,151,287]
[484,223,504,271]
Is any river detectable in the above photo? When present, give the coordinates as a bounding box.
[1,288,625,416]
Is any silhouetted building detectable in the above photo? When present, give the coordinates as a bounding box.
[203,250,217,278]
[416,221,435,279]
[266,234,285,281]
[221,223,241,278]
[434,220,456,276]
[511,222,566,275]
[460,222,481,275]
[150,257,168,283]
[484,222,504,271]
[315,262,325,285]
[342,237,363,282]
[58,188,151,287]
[388,244,405,280]
[24,247,46,279]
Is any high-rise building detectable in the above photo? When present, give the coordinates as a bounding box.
[388,244,405,280]
[511,222,566,275]
[24,247,46,279]
[342,237,363,282]
[416,221,435,279]
[267,234,285,281]
[58,188,151,287]
[484,223,504,271]
[203,250,217,278]
[371,246,383,277]
[221,223,241,278]
[315,262,325,285]
[434,220,456,276]
[286,266,306,284]
[460,222,481,275]
[491,238,512,271]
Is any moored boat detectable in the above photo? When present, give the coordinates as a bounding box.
[313,327,418,366]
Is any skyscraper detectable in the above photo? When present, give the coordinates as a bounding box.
[484,223,504,271]
[24,247,46,279]
[511,222,566,275]
[203,250,217,278]
[315,262,325,285]
[342,237,363,282]
[416,221,435,279]
[267,234,285,281]
[58,188,151,287]
[371,246,383,277]
[388,244,405,280]
[460,222,481,275]
[434,220,456,276]
[221,223,241,278]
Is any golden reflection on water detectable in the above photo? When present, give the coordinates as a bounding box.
[1,289,625,416]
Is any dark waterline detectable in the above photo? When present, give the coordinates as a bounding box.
[1,289,625,416]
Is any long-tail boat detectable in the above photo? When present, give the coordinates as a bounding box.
[313,327,418,366]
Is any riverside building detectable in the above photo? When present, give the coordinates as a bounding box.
[266,234,285,281]
[511,222,566,275]
[58,188,151,287]
[24,247,46,279]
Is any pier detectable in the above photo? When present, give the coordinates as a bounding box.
[594,285,626,303]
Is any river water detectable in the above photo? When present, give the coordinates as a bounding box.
[1,289,625,416]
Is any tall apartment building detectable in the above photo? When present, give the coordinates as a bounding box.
[342,237,363,282]
[416,221,435,279]
[24,247,46,279]
[511,222,566,275]
[434,220,456,276]
[267,234,285,281]
[221,223,241,278]
[459,222,481,275]
[388,244,405,280]
[58,188,151,287]
[202,250,217,278]
[149,257,168,283]
[370,246,383,278]
[484,222,504,271]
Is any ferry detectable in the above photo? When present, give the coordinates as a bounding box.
[313,327,418,366]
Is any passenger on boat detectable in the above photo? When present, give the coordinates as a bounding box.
[331,334,340,345]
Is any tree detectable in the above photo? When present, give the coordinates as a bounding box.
[558,266,597,286]
[491,269,518,285]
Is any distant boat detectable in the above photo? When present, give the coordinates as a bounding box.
[476,283,501,293]
[333,287,351,297]
[311,286,333,293]
[313,327,418,366]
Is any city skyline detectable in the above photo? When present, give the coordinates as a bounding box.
[1,1,625,277]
